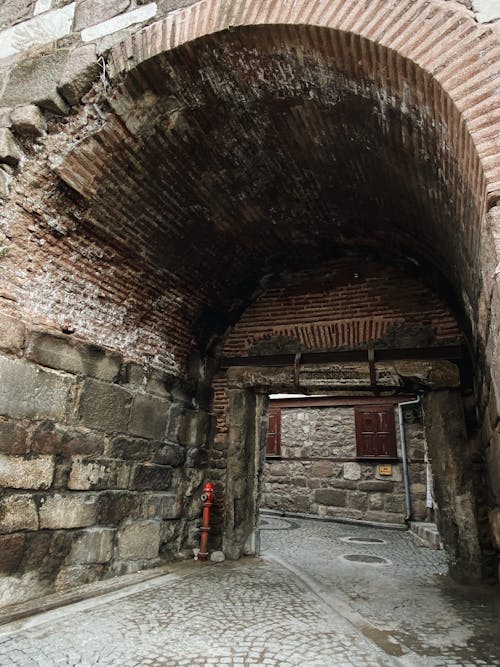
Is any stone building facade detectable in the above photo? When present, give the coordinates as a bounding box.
[0,0,499,606]
[262,398,428,525]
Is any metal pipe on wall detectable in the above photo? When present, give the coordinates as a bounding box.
[397,396,421,522]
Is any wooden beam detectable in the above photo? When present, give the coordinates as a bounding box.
[220,345,464,369]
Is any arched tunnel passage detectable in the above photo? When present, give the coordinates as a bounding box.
[209,254,487,584]
[0,0,499,605]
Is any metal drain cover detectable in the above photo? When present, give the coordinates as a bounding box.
[342,554,389,564]
[340,536,386,545]
[347,537,385,544]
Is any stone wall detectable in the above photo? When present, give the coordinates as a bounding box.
[0,311,210,607]
[262,403,428,524]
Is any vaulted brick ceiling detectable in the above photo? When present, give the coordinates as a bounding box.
[55,23,482,357]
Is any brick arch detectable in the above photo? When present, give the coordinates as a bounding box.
[108,0,499,210]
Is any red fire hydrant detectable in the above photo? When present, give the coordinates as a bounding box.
[198,482,214,561]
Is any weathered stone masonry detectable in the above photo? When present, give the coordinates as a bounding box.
[262,401,428,525]
[0,311,210,606]
[0,0,499,600]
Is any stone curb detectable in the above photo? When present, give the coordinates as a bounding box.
[261,508,409,531]
[0,563,175,626]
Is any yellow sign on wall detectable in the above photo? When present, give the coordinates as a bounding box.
[378,465,393,476]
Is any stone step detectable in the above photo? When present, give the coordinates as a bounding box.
[410,521,442,549]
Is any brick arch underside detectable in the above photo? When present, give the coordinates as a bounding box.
[3,1,498,376]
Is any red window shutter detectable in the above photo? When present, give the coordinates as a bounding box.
[266,407,281,457]
[355,405,397,458]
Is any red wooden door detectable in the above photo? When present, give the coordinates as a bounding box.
[266,407,281,457]
[354,405,397,458]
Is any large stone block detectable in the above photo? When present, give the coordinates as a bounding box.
[55,564,102,592]
[142,493,182,520]
[129,463,173,491]
[68,457,130,490]
[489,507,500,549]
[78,379,132,432]
[0,533,25,573]
[0,0,32,30]
[39,493,97,529]
[128,394,170,440]
[1,50,70,114]
[0,418,28,455]
[314,489,346,506]
[0,454,54,489]
[0,356,73,421]
[0,494,38,533]
[27,331,122,381]
[0,128,22,167]
[66,527,114,564]
[0,4,75,59]
[97,491,142,524]
[116,520,160,560]
[58,44,99,106]
[110,435,185,466]
[358,480,394,492]
[486,431,500,506]
[343,462,361,480]
[23,532,51,570]
[0,312,25,352]
[31,421,104,456]
[472,0,500,22]
[177,409,211,447]
[74,0,131,31]
[80,3,158,42]
[10,104,46,137]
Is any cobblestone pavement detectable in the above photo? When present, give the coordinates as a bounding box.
[0,516,498,666]
[260,515,500,666]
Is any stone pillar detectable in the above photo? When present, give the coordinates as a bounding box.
[223,389,269,559]
[422,390,482,583]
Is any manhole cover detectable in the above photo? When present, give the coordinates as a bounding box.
[344,537,385,544]
[342,554,389,564]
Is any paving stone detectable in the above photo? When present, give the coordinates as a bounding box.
[2,521,496,667]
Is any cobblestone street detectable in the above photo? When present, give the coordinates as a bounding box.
[0,515,498,666]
